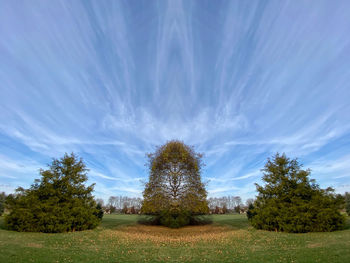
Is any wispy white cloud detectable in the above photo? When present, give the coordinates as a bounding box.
[1,0,350,200]
[308,155,350,180]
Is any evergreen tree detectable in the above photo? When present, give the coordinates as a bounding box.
[222,204,228,214]
[95,203,104,220]
[5,153,102,232]
[246,203,256,220]
[122,204,128,214]
[249,153,345,233]
[345,192,350,216]
[214,206,220,214]
[0,192,7,216]
[234,205,241,214]
[109,205,116,214]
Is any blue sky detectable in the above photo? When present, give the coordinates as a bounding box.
[1,0,350,202]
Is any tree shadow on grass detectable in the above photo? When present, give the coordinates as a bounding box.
[0,214,142,232]
[211,214,250,230]
[99,214,146,230]
[137,214,213,227]
[137,215,158,225]
[0,217,6,230]
[343,216,350,230]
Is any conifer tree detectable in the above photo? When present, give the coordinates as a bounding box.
[248,153,345,232]
[0,192,7,216]
[345,192,350,216]
[5,153,102,232]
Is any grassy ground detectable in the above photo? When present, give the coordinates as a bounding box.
[0,214,349,263]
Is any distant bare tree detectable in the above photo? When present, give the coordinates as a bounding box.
[107,196,142,213]
[246,198,254,207]
[207,195,244,212]
[96,198,104,207]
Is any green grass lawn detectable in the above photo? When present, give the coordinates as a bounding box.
[0,214,349,263]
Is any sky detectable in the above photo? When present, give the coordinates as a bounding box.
[1,0,350,203]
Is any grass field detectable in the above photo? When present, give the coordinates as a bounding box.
[0,214,349,263]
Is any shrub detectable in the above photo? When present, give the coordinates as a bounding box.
[159,209,191,228]
[248,153,345,233]
[95,203,104,220]
[234,205,241,214]
[246,203,256,220]
[138,211,212,228]
[5,153,102,233]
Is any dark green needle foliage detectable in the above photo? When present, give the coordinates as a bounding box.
[141,140,209,228]
[0,192,7,216]
[5,153,102,233]
[248,153,345,233]
[345,192,350,216]
[95,203,104,220]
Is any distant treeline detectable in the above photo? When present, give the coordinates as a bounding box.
[96,196,142,214]
[95,195,251,215]
[207,196,253,214]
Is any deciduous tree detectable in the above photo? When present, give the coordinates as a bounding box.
[142,140,209,227]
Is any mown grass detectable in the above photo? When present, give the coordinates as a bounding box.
[0,214,349,262]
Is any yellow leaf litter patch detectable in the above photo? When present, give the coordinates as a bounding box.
[102,224,249,244]
[26,242,43,248]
